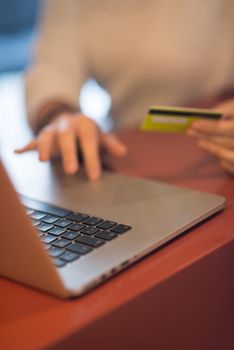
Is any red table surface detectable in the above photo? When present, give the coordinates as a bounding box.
[0,130,233,350]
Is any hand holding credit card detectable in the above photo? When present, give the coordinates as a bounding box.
[140,105,222,133]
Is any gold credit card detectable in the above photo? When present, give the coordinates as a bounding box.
[140,105,222,133]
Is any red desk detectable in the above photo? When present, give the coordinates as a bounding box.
[0,127,233,350]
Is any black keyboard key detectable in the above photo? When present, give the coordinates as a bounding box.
[37,232,45,237]
[55,219,73,228]
[52,258,66,268]
[67,242,93,255]
[41,234,58,244]
[32,220,40,227]
[68,223,86,232]
[26,208,34,215]
[110,224,132,234]
[76,235,105,248]
[83,217,103,226]
[21,196,72,218]
[30,211,47,220]
[60,251,80,263]
[42,215,59,224]
[67,213,89,222]
[37,223,54,232]
[47,246,64,257]
[62,230,80,240]
[81,227,100,236]
[44,244,51,250]
[52,239,71,248]
[40,206,70,218]
[96,220,117,230]
[48,227,67,236]
[95,230,117,241]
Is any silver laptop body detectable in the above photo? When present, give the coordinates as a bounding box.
[0,160,225,298]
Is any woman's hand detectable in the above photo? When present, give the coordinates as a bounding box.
[187,99,234,174]
[15,113,127,180]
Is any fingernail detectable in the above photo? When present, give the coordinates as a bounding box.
[90,170,100,181]
[66,163,78,174]
[14,148,23,153]
[39,154,47,161]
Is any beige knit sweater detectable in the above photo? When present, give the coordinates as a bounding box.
[26,0,234,131]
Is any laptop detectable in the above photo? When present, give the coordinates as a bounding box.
[0,158,225,298]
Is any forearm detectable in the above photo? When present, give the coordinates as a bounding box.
[31,99,79,134]
[25,0,86,133]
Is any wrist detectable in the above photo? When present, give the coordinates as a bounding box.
[35,100,79,134]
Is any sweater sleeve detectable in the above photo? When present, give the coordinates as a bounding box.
[25,0,87,132]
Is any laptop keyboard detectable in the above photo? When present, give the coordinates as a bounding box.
[23,198,132,268]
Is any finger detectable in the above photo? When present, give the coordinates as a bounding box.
[220,160,234,174]
[15,139,37,154]
[215,100,234,118]
[198,139,234,163]
[38,129,56,161]
[78,124,101,181]
[190,119,234,137]
[101,133,127,157]
[194,134,234,150]
[57,129,79,175]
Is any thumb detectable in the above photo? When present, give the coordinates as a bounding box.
[214,99,234,119]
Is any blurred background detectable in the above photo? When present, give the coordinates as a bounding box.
[0,0,111,148]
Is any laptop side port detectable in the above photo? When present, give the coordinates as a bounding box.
[120,260,129,268]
